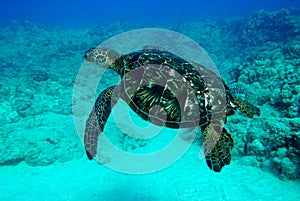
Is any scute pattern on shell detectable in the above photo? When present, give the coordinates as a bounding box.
[115,49,219,129]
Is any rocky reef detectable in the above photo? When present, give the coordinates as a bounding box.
[219,9,300,180]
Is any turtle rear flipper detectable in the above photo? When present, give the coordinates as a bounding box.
[234,99,260,118]
[84,86,117,159]
[203,124,234,172]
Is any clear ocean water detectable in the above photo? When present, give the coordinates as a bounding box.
[0,1,300,200]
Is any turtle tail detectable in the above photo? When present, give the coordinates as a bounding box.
[203,123,234,172]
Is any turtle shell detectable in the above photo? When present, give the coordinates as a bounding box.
[113,49,229,129]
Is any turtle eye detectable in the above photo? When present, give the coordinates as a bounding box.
[84,47,96,59]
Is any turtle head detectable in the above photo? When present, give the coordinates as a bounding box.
[84,47,120,68]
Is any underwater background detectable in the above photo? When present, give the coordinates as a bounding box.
[0,0,300,200]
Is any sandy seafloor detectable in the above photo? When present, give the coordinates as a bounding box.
[1,142,300,201]
[0,7,300,201]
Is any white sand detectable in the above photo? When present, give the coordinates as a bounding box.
[1,143,299,201]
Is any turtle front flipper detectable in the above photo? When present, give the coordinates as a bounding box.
[202,124,234,172]
[84,86,117,160]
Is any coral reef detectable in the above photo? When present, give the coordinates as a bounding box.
[222,9,300,180]
[228,115,300,180]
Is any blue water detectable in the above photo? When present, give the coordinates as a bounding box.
[1,0,299,27]
[0,1,300,201]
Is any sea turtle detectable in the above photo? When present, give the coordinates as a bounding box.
[83,47,260,172]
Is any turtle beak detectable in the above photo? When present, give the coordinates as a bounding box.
[83,47,96,60]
